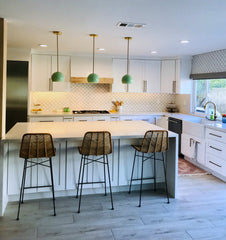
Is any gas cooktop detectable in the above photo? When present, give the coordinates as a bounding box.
[72,110,110,114]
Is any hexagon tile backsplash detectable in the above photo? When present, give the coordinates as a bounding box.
[30,84,175,113]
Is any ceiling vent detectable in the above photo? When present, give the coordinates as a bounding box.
[116,22,146,28]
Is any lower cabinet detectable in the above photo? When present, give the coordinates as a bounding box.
[29,116,64,122]
[205,128,226,179]
[181,133,205,165]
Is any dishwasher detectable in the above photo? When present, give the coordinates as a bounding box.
[168,117,183,157]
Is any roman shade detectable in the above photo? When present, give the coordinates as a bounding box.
[190,49,226,80]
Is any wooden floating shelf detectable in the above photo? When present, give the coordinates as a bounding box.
[70,77,113,84]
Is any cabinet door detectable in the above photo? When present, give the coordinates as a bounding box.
[31,55,51,91]
[112,59,127,93]
[144,60,161,93]
[51,56,71,82]
[128,60,143,93]
[161,60,176,93]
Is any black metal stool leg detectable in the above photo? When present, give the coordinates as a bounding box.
[21,159,28,203]
[139,153,144,207]
[106,155,114,210]
[103,155,107,196]
[162,153,170,204]
[128,150,137,194]
[49,157,56,216]
[154,153,156,192]
[76,155,84,198]
[17,159,27,220]
[78,155,86,213]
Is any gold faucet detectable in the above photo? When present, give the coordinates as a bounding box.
[204,101,217,120]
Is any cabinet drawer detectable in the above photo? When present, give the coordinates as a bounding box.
[206,153,226,175]
[206,140,226,158]
[206,128,226,143]
[73,116,93,121]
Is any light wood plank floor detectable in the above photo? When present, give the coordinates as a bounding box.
[1,174,226,240]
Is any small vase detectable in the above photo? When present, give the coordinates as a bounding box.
[222,117,226,123]
[118,106,123,113]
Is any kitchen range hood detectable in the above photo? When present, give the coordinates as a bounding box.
[70,77,113,84]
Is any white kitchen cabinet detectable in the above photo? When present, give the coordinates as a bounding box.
[112,58,127,92]
[29,116,64,122]
[181,120,205,165]
[63,116,73,122]
[144,60,161,93]
[71,56,113,78]
[31,54,71,92]
[127,60,143,93]
[92,116,111,121]
[51,55,71,82]
[205,128,226,179]
[160,60,176,93]
[73,116,93,122]
[31,54,51,91]
[181,133,205,165]
[112,59,161,93]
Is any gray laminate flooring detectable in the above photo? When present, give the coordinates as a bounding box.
[1,174,226,240]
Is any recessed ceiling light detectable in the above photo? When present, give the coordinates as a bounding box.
[97,48,105,51]
[151,51,157,54]
[180,40,189,44]
[39,44,48,47]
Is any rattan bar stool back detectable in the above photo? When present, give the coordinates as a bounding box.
[17,133,56,220]
[128,130,170,207]
[76,131,114,213]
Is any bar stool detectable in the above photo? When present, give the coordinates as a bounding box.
[76,131,114,213]
[17,133,56,220]
[128,130,170,207]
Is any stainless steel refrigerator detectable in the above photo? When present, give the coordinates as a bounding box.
[6,61,28,132]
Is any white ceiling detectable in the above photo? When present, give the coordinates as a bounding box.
[0,0,226,58]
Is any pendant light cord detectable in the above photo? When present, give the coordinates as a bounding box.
[56,34,59,72]
[92,36,95,73]
[127,38,130,75]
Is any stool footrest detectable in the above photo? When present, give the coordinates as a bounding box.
[131,177,155,181]
[24,185,52,189]
[78,181,105,185]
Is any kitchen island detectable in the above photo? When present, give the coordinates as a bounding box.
[0,121,178,216]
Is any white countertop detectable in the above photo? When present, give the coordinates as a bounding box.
[28,111,166,117]
[2,121,177,141]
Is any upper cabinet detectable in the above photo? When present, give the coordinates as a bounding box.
[160,59,179,94]
[31,54,51,91]
[71,56,113,78]
[112,58,161,93]
[31,54,71,92]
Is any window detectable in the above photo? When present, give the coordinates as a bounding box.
[194,79,226,115]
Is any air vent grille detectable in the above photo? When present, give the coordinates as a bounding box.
[116,22,146,28]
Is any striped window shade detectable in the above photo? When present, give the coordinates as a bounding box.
[190,49,226,79]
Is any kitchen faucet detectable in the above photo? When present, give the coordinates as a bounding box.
[204,101,217,120]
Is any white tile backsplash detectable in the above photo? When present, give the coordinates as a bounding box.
[30,83,176,113]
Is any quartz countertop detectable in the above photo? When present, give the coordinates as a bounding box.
[28,111,166,117]
[2,121,177,141]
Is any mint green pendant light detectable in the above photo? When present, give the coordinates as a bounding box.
[122,37,133,84]
[51,31,64,82]
[87,34,99,83]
